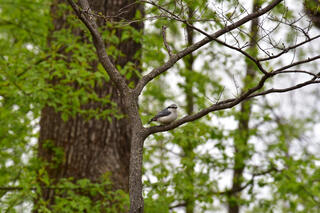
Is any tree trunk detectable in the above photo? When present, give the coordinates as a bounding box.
[129,131,145,213]
[182,6,195,213]
[37,0,143,209]
[228,1,260,213]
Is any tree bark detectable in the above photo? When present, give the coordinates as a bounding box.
[125,92,146,213]
[37,0,143,209]
[128,131,145,213]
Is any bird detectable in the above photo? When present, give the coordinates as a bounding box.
[148,104,178,125]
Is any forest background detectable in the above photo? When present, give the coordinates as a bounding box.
[1,0,320,212]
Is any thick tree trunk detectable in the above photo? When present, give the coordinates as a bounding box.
[37,0,143,209]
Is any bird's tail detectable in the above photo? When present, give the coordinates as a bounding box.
[148,118,155,124]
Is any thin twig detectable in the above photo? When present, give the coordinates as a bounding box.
[258,34,320,61]
[161,26,172,57]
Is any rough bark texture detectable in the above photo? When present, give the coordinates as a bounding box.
[128,131,145,213]
[38,0,143,208]
[227,1,260,213]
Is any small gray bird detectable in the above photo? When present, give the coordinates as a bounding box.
[148,104,178,124]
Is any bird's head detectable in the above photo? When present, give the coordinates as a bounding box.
[167,104,178,111]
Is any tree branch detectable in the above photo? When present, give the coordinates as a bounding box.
[145,0,268,74]
[248,79,320,99]
[161,26,172,57]
[273,55,320,73]
[66,0,129,94]
[145,72,272,135]
[134,0,283,95]
[146,65,320,135]
[258,34,320,61]
[169,202,186,209]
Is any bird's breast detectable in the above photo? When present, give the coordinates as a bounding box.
[157,112,177,124]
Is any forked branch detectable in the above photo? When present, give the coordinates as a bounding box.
[67,0,129,94]
[134,0,284,95]
[146,63,320,135]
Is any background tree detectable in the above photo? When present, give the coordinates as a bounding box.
[227,1,261,212]
[37,0,143,209]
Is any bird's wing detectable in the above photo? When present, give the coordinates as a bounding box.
[153,109,171,120]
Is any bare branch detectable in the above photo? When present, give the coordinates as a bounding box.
[161,26,172,57]
[177,11,269,74]
[272,69,318,77]
[248,79,320,99]
[258,34,320,61]
[66,0,129,94]
[165,12,268,75]
[169,203,186,209]
[273,55,320,73]
[135,0,284,96]
[145,72,272,135]
[146,64,320,135]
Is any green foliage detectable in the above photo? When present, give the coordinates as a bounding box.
[0,151,129,212]
[0,0,128,211]
[47,179,129,213]
[305,0,320,13]
[0,0,48,211]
